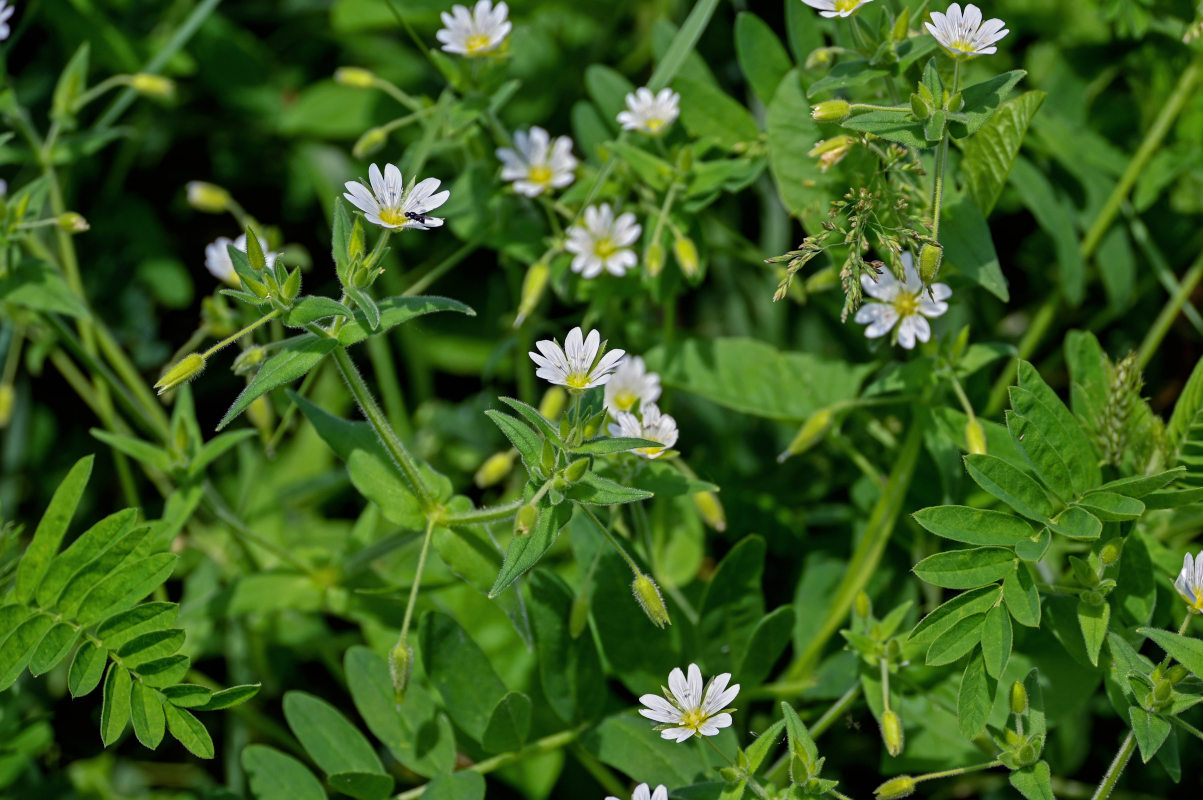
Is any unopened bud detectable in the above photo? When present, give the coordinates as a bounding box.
[965,418,987,455]
[475,451,516,488]
[232,346,267,376]
[1153,679,1173,702]
[349,217,366,262]
[514,259,550,327]
[1010,681,1028,715]
[910,92,933,120]
[388,641,413,706]
[538,387,567,420]
[0,384,13,427]
[1004,728,1022,747]
[645,241,666,277]
[874,775,916,799]
[892,7,911,40]
[247,395,273,432]
[855,590,872,620]
[780,407,835,462]
[805,47,839,70]
[692,490,726,531]
[514,503,539,536]
[1100,540,1122,566]
[155,353,206,395]
[569,591,591,638]
[673,235,700,278]
[130,73,175,100]
[57,212,89,233]
[632,573,671,628]
[718,766,741,784]
[1082,589,1104,607]
[808,135,855,173]
[880,710,904,756]
[335,67,377,89]
[1167,665,1189,684]
[353,127,389,159]
[811,99,851,122]
[563,457,590,484]
[186,181,230,213]
[1017,742,1038,766]
[918,242,943,285]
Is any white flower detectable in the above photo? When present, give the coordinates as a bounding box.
[343,163,449,231]
[925,3,1009,58]
[617,87,680,135]
[639,663,739,742]
[0,1,14,41]
[565,204,642,278]
[1175,551,1203,613]
[854,251,951,349]
[801,0,876,19]
[529,326,626,391]
[204,233,277,286]
[496,127,577,198]
[604,356,661,415]
[609,404,678,459]
[607,784,668,800]
[436,0,511,57]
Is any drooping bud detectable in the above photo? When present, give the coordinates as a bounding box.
[562,457,590,484]
[232,346,268,376]
[335,67,377,89]
[186,181,231,213]
[874,775,916,799]
[779,407,835,462]
[247,395,274,433]
[155,353,206,395]
[1010,681,1028,715]
[855,590,872,621]
[918,242,943,284]
[353,127,389,159]
[130,73,176,100]
[811,99,851,122]
[0,384,14,427]
[645,241,666,277]
[514,259,550,327]
[388,641,413,706]
[538,387,567,420]
[632,572,672,628]
[474,451,516,488]
[673,235,700,278]
[718,766,742,784]
[569,591,591,638]
[808,135,855,173]
[514,503,539,536]
[692,490,726,532]
[57,212,89,233]
[965,418,987,455]
[880,710,904,757]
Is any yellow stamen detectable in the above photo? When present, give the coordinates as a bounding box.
[465,33,491,54]
[612,389,637,411]
[593,237,619,259]
[644,118,666,133]
[378,207,407,226]
[892,290,921,318]
[834,0,860,11]
[680,707,707,730]
[528,164,554,185]
[564,373,592,390]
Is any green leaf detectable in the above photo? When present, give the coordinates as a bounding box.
[196,684,261,711]
[1049,506,1102,540]
[29,623,80,676]
[963,91,1045,215]
[50,515,147,615]
[0,615,54,690]
[497,396,565,447]
[136,655,191,688]
[963,454,1055,522]
[1023,668,1046,738]
[100,664,133,746]
[421,772,486,800]
[334,295,475,346]
[1129,706,1172,763]
[675,77,760,148]
[1097,469,1184,499]
[218,338,338,430]
[485,410,542,473]
[571,436,665,455]
[738,606,796,688]
[1112,529,1155,627]
[15,455,94,603]
[581,713,701,787]
[130,682,166,749]
[164,704,215,759]
[117,629,186,669]
[697,536,766,673]
[282,296,354,327]
[1010,382,1098,495]
[744,718,786,775]
[913,547,1015,589]
[527,571,605,724]
[1077,491,1145,521]
[926,614,985,666]
[420,611,508,742]
[564,472,653,505]
[88,430,170,471]
[1003,564,1041,628]
[161,684,213,708]
[585,64,636,124]
[913,505,1036,547]
[52,43,90,119]
[949,70,1027,139]
[188,429,258,477]
[766,70,828,221]
[981,604,1013,678]
[1168,356,1203,455]
[75,553,179,627]
[1010,156,1085,305]
[735,12,792,105]
[283,691,384,776]
[957,653,991,739]
[840,110,927,150]
[908,585,1001,647]
[1137,628,1203,680]
[781,701,819,778]
[938,198,1009,302]
[242,745,327,800]
[69,639,106,697]
[1008,412,1074,502]
[490,501,573,597]
[326,772,393,800]
[0,259,90,317]
[647,0,721,92]
[1009,761,1055,800]
[481,691,532,754]
[97,602,179,650]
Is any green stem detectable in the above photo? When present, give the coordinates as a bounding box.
[441,498,525,526]
[1136,251,1203,370]
[1089,732,1136,800]
[372,77,423,112]
[930,60,960,242]
[764,683,861,786]
[201,310,280,360]
[916,759,1004,784]
[850,103,910,113]
[402,241,478,296]
[581,505,642,574]
[396,516,437,649]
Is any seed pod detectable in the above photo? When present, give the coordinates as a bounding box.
[780,407,835,462]
[232,346,268,376]
[514,260,551,327]
[130,73,175,99]
[918,242,943,284]
[562,457,590,484]
[632,573,671,628]
[155,353,206,395]
[692,491,727,532]
[1100,540,1122,566]
[569,591,591,638]
[874,775,916,799]
[855,591,872,620]
[474,451,516,488]
[880,710,904,757]
[186,181,230,213]
[389,642,413,706]
[910,92,932,120]
[965,418,987,455]
[334,67,377,88]
[811,99,851,122]
[538,387,567,420]
[645,241,666,277]
[514,503,539,536]
[353,127,389,159]
[57,212,89,233]
[0,384,14,427]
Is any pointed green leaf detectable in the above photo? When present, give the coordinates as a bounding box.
[1003,563,1041,628]
[242,744,327,800]
[1009,760,1054,800]
[419,612,507,743]
[1129,706,1172,763]
[957,653,991,739]
[15,455,94,603]
[527,571,605,724]
[1077,491,1145,521]
[164,704,215,758]
[0,614,54,689]
[219,337,337,430]
[161,684,213,708]
[481,691,532,754]
[926,614,985,666]
[1077,600,1110,666]
[564,472,653,505]
[963,453,1054,522]
[908,585,1000,647]
[130,681,166,749]
[117,629,186,669]
[963,91,1045,215]
[100,664,133,746]
[913,547,1015,589]
[196,683,261,711]
[97,602,180,650]
[735,12,792,105]
[76,553,178,627]
[69,639,106,697]
[28,623,80,676]
[283,691,383,775]
[982,604,1012,677]
[1137,628,1203,680]
[913,505,1036,547]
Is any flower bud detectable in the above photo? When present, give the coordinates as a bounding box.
[965,418,987,455]
[874,775,916,799]
[1153,679,1173,703]
[1010,681,1028,715]
[538,387,567,420]
[1082,589,1104,607]
[855,590,872,620]
[514,259,550,327]
[645,241,666,277]
[540,438,557,475]
[474,451,516,488]
[808,135,855,173]
[892,7,911,40]
[335,67,377,89]
[349,217,366,262]
[389,641,413,706]
[1167,665,1188,684]
[779,407,835,462]
[0,384,13,427]
[811,99,851,122]
[918,242,943,285]
[1100,540,1122,566]
[569,591,591,638]
[247,395,274,432]
[232,346,267,376]
[562,457,590,484]
[805,47,839,70]
[282,267,302,301]
[718,767,742,784]
[632,572,671,628]
[155,353,206,395]
[186,181,231,213]
[673,235,700,279]
[514,503,539,536]
[880,710,904,757]
[57,212,89,233]
[692,490,726,532]
[353,127,389,159]
[130,73,175,100]
[1017,742,1038,766]
[910,92,933,120]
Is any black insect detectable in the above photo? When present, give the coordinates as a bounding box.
[405,211,433,225]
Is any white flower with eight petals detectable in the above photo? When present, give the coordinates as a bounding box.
[604,356,661,415]
[1175,551,1203,613]
[801,0,876,19]
[496,127,578,198]
[639,663,739,742]
[343,163,450,231]
[529,327,626,392]
[204,233,277,286]
[609,404,678,459]
[565,204,642,278]
[606,784,668,800]
[854,251,951,349]
[925,3,1009,59]
[617,88,681,135]
[436,0,511,57]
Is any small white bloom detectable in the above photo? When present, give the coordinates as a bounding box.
[565,204,642,278]
[609,404,678,459]
[1175,551,1203,613]
[801,0,876,19]
[529,326,626,391]
[604,356,661,415]
[496,127,578,198]
[436,0,511,57]
[925,3,1009,59]
[606,784,668,800]
[204,233,277,286]
[617,87,680,135]
[854,251,951,350]
[343,163,450,231]
[639,663,739,742]
[0,1,15,41]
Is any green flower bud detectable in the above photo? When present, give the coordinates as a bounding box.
[1004,728,1022,747]
[855,591,872,620]
[885,638,902,661]
[539,387,567,420]
[281,267,302,301]
[247,395,273,433]
[57,212,89,233]
[389,641,413,707]
[1167,665,1189,684]
[349,217,366,262]
[718,766,742,784]
[1008,681,1027,715]
[353,127,389,159]
[632,572,671,628]
[692,490,727,532]
[563,457,590,484]
[1100,540,1122,566]
[1153,679,1173,703]
[892,7,911,40]
[232,346,268,376]
[130,73,176,100]
[779,407,835,462]
[910,92,933,120]
[569,591,591,639]
[186,181,231,213]
[918,242,943,284]
[474,451,516,488]
[1017,742,1038,767]
[514,259,550,327]
[540,439,557,476]
[805,47,839,70]
[334,67,377,89]
[673,235,700,279]
[514,503,539,536]
[645,241,666,277]
[880,710,904,757]
[811,99,851,122]
[1082,589,1105,607]
[965,418,987,455]
[0,384,14,427]
[874,775,916,799]
[155,353,206,395]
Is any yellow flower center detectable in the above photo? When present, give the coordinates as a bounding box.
[949,39,978,54]
[892,290,921,318]
[679,707,707,730]
[593,237,619,259]
[636,443,666,458]
[564,372,592,390]
[612,389,637,411]
[378,207,407,227]
[465,33,492,54]
[644,117,667,133]
[835,0,860,11]
[528,164,554,185]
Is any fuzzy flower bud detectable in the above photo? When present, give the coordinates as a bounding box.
[1100,540,1122,566]
[232,346,268,376]
[779,407,835,462]
[880,710,904,757]
[0,384,13,427]
[514,503,539,537]
[514,259,550,327]
[855,590,872,620]
[389,641,413,706]
[130,73,176,100]
[186,181,231,214]
[538,387,567,421]
[874,776,916,800]
[645,241,666,277]
[805,47,839,70]
[811,99,851,122]
[692,490,727,532]
[918,242,943,285]
[247,395,274,432]
[155,353,206,395]
[58,212,89,233]
[632,572,671,628]
[673,235,700,278]
[335,67,377,89]
[965,418,987,455]
[562,457,590,484]
[353,127,389,159]
[475,451,516,488]
[808,135,855,173]
[569,591,591,639]
[1010,681,1028,715]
